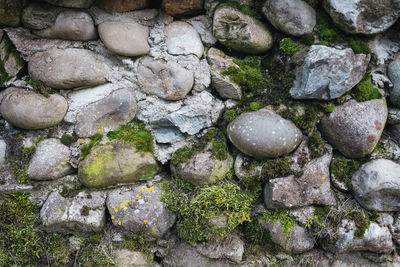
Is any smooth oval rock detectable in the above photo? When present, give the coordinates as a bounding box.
[96,0,149,13]
[319,99,387,158]
[165,21,204,59]
[213,5,273,54]
[162,0,203,17]
[0,87,67,130]
[388,59,400,107]
[39,0,94,8]
[352,159,400,211]
[262,0,316,36]
[227,109,303,159]
[28,48,110,89]
[98,21,150,57]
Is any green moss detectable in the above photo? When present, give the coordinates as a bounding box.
[60,134,74,146]
[223,109,237,122]
[261,157,292,179]
[349,38,371,54]
[218,1,260,18]
[262,209,296,236]
[80,206,90,216]
[307,129,325,159]
[171,147,191,166]
[10,145,36,184]
[324,104,335,113]
[77,232,114,266]
[301,34,315,45]
[0,58,11,85]
[317,11,344,43]
[249,102,261,111]
[280,38,298,56]
[331,157,366,189]
[211,139,229,161]
[352,74,381,102]
[281,104,320,132]
[80,133,103,160]
[26,79,56,98]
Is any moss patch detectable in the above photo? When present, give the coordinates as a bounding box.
[351,74,381,102]
[217,1,261,19]
[262,209,296,236]
[223,109,237,122]
[80,133,103,160]
[60,134,75,146]
[330,156,366,189]
[26,79,56,98]
[280,38,298,56]
[317,11,344,43]
[80,206,90,216]
[349,38,370,54]
[324,104,335,113]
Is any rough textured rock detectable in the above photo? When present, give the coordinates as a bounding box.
[207,47,242,100]
[171,143,233,186]
[78,141,158,188]
[264,154,336,208]
[28,48,109,89]
[290,45,370,100]
[106,184,176,238]
[319,99,387,158]
[227,109,302,159]
[26,139,73,180]
[138,56,194,101]
[0,87,68,130]
[40,191,106,233]
[0,0,23,27]
[162,0,203,17]
[0,30,25,79]
[98,21,150,57]
[323,0,400,35]
[0,139,6,165]
[185,15,217,46]
[114,249,160,267]
[262,0,316,36]
[75,88,137,137]
[369,28,400,65]
[195,233,244,263]
[39,0,94,8]
[388,59,400,107]
[165,21,204,59]
[352,159,400,211]
[213,6,273,54]
[96,0,149,13]
[22,3,62,30]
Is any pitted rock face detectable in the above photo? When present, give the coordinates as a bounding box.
[227,109,303,159]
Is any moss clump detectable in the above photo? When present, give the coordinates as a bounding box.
[261,157,292,179]
[249,101,261,111]
[352,74,381,102]
[10,145,36,184]
[211,139,229,161]
[262,209,296,236]
[77,232,114,266]
[161,179,253,242]
[284,105,320,131]
[60,134,74,146]
[0,58,11,85]
[280,38,298,56]
[349,38,370,54]
[324,104,335,113]
[80,206,90,216]
[223,109,237,122]
[317,11,344,43]
[331,157,366,189]
[26,79,56,98]
[307,129,326,159]
[80,133,103,160]
[301,34,315,45]
[107,120,153,153]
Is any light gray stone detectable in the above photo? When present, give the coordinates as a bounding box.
[369,28,400,65]
[98,21,150,57]
[39,0,94,8]
[186,15,217,46]
[213,5,273,54]
[388,107,400,125]
[388,59,400,107]
[28,48,110,89]
[0,30,25,79]
[106,184,176,239]
[40,190,106,233]
[290,45,370,100]
[0,139,5,165]
[27,139,73,180]
[165,21,204,59]
[262,0,316,36]
[0,87,68,130]
[227,109,302,159]
[390,214,400,246]
[323,0,400,35]
[195,233,244,263]
[114,249,160,267]
[319,99,387,158]
[352,159,400,211]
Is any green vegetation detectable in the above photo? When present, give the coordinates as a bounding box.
[262,209,296,236]
[352,74,381,102]
[280,38,298,56]
[76,233,114,266]
[307,129,326,159]
[281,104,320,131]
[317,11,344,43]
[0,33,24,85]
[349,38,370,54]
[301,34,315,45]
[261,157,292,179]
[0,58,11,85]
[80,206,90,216]
[26,79,56,98]
[211,139,229,161]
[223,109,237,122]
[249,101,261,111]
[60,134,74,146]
[80,133,103,160]
[10,145,36,184]
[330,157,366,189]
[324,104,335,113]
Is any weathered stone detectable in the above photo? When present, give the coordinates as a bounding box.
[0,30,25,81]
[262,0,316,36]
[27,139,73,180]
[165,21,204,59]
[290,45,370,100]
[195,233,244,263]
[78,141,158,188]
[28,48,109,89]
[213,6,273,54]
[319,99,387,158]
[227,109,302,159]
[264,154,336,208]
[39,0,94,8]
[234,153,263,181]
[22,3,62,30]
[0,139,6,165]
[388,59,400,108]
[96,0,149,13]
[40,191,106,233]
[114,249,159,267]
[207,47,242,100]
[75,88,137,137]
[162,0,203,17]
[98,21,149,57]
[390,214,400,246]
[352,159,400,211]
[185,15,217,46]
[323,0,400,35]
[388,107,400,125]
[0,0,23,27]
[0,87,67,130]
[369,28,400,65]
[137,56,194,100]
[106,184,176,238]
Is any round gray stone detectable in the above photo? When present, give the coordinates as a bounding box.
[388,59,400,107]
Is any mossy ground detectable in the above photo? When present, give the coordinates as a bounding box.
[280,38,298,56]
[351,74,382,102]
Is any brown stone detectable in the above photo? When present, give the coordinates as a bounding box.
[0,0,23,27]
[96,0,149,13]
[162,0,203,17]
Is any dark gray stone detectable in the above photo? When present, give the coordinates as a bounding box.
[388,59,400,107]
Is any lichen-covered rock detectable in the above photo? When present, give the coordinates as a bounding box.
[26,139,73,180]
[352,159,400,211]
[165,21,204,59]
[207,47,242,100]
[40,191,106,233]
[319,99,387,158]
[262,0,316,36]
[96,0,149,13]
[106,184,176,238]
[162,0,203,17]
[98,21,150,57]
[213,5,273,54]
[0,30,25,80]
[39,0,94,8]
[388,59,400,107]
[137,56,194,101]
[264,154,336,208]
[0,87,68,130]
[28,48,109,89]
[74,88,137,137]
[323,0,400,35]
[0,0,23,27]
[227,109,302,159]
[78,141,158,188]
[290,45,370,100]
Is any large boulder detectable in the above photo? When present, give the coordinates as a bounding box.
[352,159,400,211]
[39,0,94,8]
[162,0,203,17]
[0,0,23,27]
[227,109,302,159]
[96,0,149,13]
[98,21,150,57]
[213,5,273,54]
[323,0,400,35]
[28,48,110,89]
[290,45,370,100]
[0,87,67,130]
[27,139,73,180]
[319,99,387,158]
[262,0,316,36]
[388,59,400,107]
